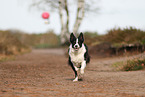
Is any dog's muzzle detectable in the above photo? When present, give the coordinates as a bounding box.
[74,45,79,51]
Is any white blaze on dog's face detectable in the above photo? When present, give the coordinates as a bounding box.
[70,33,84,51]
[74,39,79,51]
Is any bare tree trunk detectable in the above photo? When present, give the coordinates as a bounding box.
[73,0,85,34]
[59,0,69,44]
[59,0,65,44]
[64,0,70,42]
[64,0,69,34]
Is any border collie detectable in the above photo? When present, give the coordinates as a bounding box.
[68,32,90,82]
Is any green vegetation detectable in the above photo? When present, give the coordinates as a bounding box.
[112,61,124,71]
[34,43,59,48]
[122,59,145,71]
[113,58,145,71]
[0,55,15,62]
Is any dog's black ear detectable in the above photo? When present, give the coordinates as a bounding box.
[78,32,84,43]
[70,33,76,43]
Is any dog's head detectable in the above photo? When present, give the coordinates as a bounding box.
[70,32,84,51]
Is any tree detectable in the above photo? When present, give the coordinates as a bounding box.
[31,0,99,44]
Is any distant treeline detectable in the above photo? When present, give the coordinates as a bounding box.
[0,30,60,56]
[84,27,145,46]
[84,27,145,56]
[14,31,60,48]
[0,30,28,55]
[0,27,145,56]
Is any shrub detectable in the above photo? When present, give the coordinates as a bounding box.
[122,59,145,71]
[0,30,29,55]
[113,58,145,71]
[104,27,145,45]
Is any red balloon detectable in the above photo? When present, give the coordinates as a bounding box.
[42,12,50,19]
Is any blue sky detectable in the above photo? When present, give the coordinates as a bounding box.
[0,0,145,34]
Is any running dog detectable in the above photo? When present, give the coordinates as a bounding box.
[68,32,90,82]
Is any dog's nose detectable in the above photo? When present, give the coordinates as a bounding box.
[75,45,78,48]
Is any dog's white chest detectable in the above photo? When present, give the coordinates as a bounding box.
[69,45,86,64]
[70,52,84,64]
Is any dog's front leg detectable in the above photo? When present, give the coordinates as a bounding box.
[69,60,78,82]
[80,61,86,74]
[72,64,78,82]
[71,65,78,82]
[72,65,78,82]
[74,66,79,71]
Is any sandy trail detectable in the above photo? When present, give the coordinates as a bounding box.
[0,49,145,97]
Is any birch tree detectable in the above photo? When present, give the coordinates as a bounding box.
[31,0,99,44]
[59,0,70,44]
[73,0,85,34]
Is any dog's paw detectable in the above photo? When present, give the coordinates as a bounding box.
[73,76,78,82]
[79,74,84,81]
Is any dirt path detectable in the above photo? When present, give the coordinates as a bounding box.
[0,49,145,97]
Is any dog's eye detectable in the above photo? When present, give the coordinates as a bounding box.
[78,41,81,44]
